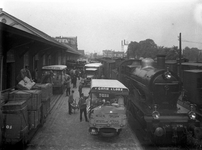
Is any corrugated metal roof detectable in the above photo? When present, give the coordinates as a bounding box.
[42,65,67,70]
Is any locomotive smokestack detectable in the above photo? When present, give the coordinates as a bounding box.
[157,55,166,69]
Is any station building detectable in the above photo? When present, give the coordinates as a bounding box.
[0,8,82,91]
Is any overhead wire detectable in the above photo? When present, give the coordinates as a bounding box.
[182,40,202,45]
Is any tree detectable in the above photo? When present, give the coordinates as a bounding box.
[126,39,201,61]
[183,47,201,62]
[127,39,158,59]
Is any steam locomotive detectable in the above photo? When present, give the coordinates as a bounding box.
[111,55,202,146]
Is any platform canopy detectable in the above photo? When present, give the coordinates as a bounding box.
[85,63,102,68]
[42,65,67,70]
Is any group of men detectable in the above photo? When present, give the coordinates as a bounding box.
[18,65,88,122]
[65,72,88,122]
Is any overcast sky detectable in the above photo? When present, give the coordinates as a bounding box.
[1,0,202,54]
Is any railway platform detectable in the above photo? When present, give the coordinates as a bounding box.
[26,79,143,150]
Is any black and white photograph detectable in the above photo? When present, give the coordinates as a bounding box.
[0,0,202,149]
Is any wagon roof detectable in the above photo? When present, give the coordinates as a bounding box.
[90,79,129,94]
[184,69,202,73]
[85,63,102,68]
[42,65,67,70]
[182,62,202,66]
[85,68,98,71]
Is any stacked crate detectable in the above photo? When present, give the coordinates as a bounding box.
[2,100,28,144]
[32,83,52,119]
[9,90,42,130]
[32,83,52,101]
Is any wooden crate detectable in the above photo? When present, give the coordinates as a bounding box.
[22,90,42,111]
[28,108,41,130]
[2,100,28,144]
[32,83,52,101]
[9,90,42,111]
[9,90,32,101]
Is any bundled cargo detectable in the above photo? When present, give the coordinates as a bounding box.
[32,83,52,101]
[2,100,28,144]
[9,90,32,101]
[9,90,42,111]
[1,81,53,146]
[16,77,35,90]
[23,90,42,111]
[28,106,41,130]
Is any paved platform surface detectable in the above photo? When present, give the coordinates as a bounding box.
[26,79,144,150]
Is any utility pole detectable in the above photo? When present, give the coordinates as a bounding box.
[179,33,182,78]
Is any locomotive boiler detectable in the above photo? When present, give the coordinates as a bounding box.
[119,55,202,146]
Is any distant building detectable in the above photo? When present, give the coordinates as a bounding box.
[103,50,124,58]
[103,50,113,58]
[114,51,125,58]
[55,36,78,50]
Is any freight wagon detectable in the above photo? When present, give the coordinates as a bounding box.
[83,63,103,86]
[164,61,202,120]
[41,65,67,94]
[1,83,52,148]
